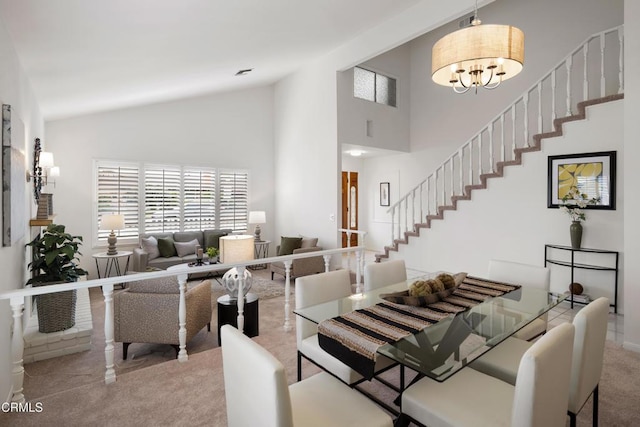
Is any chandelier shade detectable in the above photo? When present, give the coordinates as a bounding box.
[432,23,524,92]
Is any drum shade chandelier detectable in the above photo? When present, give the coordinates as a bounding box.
[431,1,524,94]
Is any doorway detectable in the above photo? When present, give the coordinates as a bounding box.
[341,171,358,247]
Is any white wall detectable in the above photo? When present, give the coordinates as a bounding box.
[409,0,623,152]
[389,100,624,308]
[46,86,275,277]
[623,0,640,352]
[337,43,411,153]
[274,0,480,250]
[0,16,45,403]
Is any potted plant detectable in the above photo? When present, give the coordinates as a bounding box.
[206,246,219,263]
[26,224,88,333]
[560,186,600,249]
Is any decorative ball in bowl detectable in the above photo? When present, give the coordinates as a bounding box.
[221,267,253,299]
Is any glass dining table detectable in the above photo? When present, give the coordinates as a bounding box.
[294,275,566,383]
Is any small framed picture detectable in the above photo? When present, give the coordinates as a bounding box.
[547,151,616,209]
[380,182,390,207]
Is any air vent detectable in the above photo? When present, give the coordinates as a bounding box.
[459,14,475,28]
[235,68,253,76]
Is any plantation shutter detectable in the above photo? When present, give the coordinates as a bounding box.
[218,171,249,232]
[144,166,181,233]
[96,163,140,240]
[183,168,217,231]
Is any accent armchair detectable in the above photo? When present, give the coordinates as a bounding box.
[270,237,325,280]
[114,276,212,359]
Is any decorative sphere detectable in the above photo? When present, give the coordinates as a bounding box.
[569,282,584,295]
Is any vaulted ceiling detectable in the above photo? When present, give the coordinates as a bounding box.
[0,0,424,120]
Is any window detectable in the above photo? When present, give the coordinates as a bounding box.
[94,160,248,242]
[95,163,140,240]
[353,66,397,107]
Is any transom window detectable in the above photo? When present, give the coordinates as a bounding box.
[353,66,397,107]
[94,160,249,243]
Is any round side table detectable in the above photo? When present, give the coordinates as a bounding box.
[217,292,259,346]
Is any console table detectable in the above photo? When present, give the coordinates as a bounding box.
[544,244,618,313]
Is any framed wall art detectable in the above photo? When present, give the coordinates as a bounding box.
[547,151,616,210]
[380,182,390,207]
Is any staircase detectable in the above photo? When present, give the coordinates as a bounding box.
[376,25,624,262]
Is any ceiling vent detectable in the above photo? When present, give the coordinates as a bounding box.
[235,68,253,76]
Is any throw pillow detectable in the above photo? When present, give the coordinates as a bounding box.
[157,237,177,258]
[278,236,302,256]
[174,238,199,258]
[140,236,160,260]
[300,237,318,248]
[204,230,229,250]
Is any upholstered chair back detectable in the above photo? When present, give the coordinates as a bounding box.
[511,323,575,427]
[221,325,294,427]
[568,297,609,414]
[363,259,407,292]
[295,269,352,345]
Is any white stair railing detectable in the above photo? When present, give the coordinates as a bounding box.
[0,245,366,403]
[387,25,624,245]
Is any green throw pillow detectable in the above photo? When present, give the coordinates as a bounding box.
[278,236,302,256]
[158,237,177,258]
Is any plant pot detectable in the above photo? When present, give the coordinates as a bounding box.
[34,284,77,333]
[570,221,583,249]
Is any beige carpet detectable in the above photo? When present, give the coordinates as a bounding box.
[3,272,640,426]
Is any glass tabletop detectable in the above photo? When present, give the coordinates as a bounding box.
[294,276,565,382]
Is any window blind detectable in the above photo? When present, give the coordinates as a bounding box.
[96,163,140,240]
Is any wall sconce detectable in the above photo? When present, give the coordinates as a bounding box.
[29,138,60,201]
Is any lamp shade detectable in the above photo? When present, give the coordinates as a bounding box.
[432,24,524,88]
[49,166,60,177]
[248,211,266,224]
[220,235,255,264]
[39,151,55,168]
[100,213,125,231]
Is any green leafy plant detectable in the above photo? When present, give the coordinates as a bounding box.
[26,224,88,285]
[206,247,219,258]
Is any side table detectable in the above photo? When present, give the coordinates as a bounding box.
[250,240,271,270]
[92,250,133,286]
[217,293,259,345]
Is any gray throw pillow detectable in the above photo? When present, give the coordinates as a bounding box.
[174,238,199,258]
[278,236,302,256]
[300,237,318,248]
[140,236,160,260]
[158,237,177,258]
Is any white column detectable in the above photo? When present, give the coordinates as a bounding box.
[323,254,331,272]
[356,250,363,294]
[345,230,352,272]
[177,274,188,362]
[10,297,25,403]
[236,266,245,334]
[102,284,116,383]
[283,260,293,332]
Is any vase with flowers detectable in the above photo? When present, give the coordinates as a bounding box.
[560,186,600,249]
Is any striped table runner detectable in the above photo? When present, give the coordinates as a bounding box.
[317,276,520,380]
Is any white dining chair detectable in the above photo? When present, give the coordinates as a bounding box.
[220,325,393,427]
[295,269,395,384]
[364,259,407,292]
[488,259,551,341]
[401,322,575,427]
[471,297,609,427]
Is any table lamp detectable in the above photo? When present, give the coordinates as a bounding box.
[100,214,125,255]
[248,211,266,241]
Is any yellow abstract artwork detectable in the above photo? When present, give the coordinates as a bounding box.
[557,162,603,199]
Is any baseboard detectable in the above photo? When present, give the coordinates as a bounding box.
[623,341,640,353]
